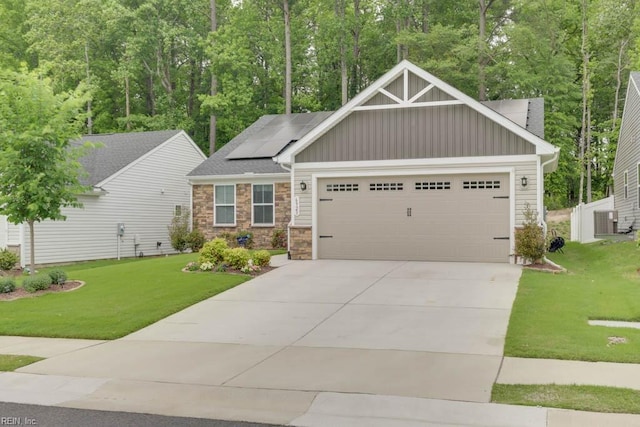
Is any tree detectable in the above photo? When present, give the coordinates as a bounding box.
[0,70,89,273]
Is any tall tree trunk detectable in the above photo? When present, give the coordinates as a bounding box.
[478,0,492,101]
[84,42,93,134]
[28,220,35,275]
[125,74,131,131]
[587,106,592,203]
[350,0,361,97]
[336,0,347,105]
[578,0,589,204]
[283,0,292,114]
[421,0,430,33]
[209,0,217,155]
[613,39,628,125]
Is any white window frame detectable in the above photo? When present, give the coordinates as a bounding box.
[214,184,236,226]
[174,204,183,217]
[252,183,275,226]
[624,170,629,200]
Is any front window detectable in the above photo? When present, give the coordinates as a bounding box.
[252,184,274,225]
[214,185,235,225]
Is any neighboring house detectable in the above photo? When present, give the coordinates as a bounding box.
[1,130,206,266]
[613,72,640,232]
[190,60,559,263]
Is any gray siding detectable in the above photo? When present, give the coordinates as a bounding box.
[614,75,640,229]
[296,105,535,163]
[22,133,205,265]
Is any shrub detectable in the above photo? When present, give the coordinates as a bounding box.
[219,232,236,246]
[0,249,18,271]
[186,229,206,252]
[23,274,52,293]
[198,238,229,265]
[252,250,271,267]
[271,229,287,249]
[168,208,190,253]
[185,261,200,271]
[515,204,546,264]
[48,269,67,286]
[223,247,251,270]
[235,230,253,249]
[0,277,16,294]
[199,262,214,271]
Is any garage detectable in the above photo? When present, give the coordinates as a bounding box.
[317,174,510,262]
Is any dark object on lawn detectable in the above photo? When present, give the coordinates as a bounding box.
[548,230,565,254]
[618,220,635,234]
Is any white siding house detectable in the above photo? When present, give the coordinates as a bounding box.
[0,130,206,266]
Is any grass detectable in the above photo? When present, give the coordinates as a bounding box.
[547,219,570,241]
[0,354,43,371]
[505,240,640,363]
[0,253,250,339]
[492,384,640,414]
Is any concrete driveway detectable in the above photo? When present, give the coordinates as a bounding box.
[12,259,522,425]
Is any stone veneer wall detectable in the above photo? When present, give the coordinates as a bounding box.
[192,182,291,249]
[289,226,312,260]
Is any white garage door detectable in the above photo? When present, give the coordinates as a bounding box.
[317,174,510,262]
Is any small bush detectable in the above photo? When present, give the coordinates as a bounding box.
[168,208,191,253]
[198,238,229,265]
[271,229,287,249]
[186,229,206,252]
[23,274,52,293]
[185,261,200,271]
[515,204,546,264]
[0,249,19,271]
[223,247,251,270]
[252,250,271,267]
[0,277,16,294]
[48,269,67,286]
[219,232,236,246]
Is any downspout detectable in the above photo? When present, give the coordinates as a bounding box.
[539,149,560,237]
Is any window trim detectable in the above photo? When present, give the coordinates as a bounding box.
[624,170,629,200]
[251,183,275,227]
[214,184,236,226]
[174,204,183,217]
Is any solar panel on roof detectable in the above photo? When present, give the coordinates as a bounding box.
[482,99,529,128]
[225,112,332,160]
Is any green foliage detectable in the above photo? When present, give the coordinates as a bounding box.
[223,247,251,270]
[48,269,67,286]
[271,229,287,249]
[0,249,19,271]
[198,238,229,265]
[0,354,43,371]
[0,278,16,294]
[251,250,271,267]
[167,208,191,253]
[514,204,546,264]
[186,229,206,252]
[22,274,52,293]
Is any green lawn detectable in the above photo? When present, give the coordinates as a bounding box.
[505,240,640,363]
[0,254,250,339]
[0,354,43,371]
[492,384,640,414]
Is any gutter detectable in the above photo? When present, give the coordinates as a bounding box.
[280,163,294,259]
[539,149,560,236]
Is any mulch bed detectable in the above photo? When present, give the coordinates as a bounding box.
[0,281,84,302]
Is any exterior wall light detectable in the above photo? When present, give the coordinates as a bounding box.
[521,176,528,187]
[300,181,307,191]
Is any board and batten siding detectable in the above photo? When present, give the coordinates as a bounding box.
[22,133,205,265]
[295,106,535,163]
[292,160,539,228]
[614,75,640,229]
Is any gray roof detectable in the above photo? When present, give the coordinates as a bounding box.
[631,72,640,92]
[74,130,182,186]
[189,100,544,178]
[482,98,544,139]
[188,112,334,177]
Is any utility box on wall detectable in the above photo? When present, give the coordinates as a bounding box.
[117,223,125,236]
[594,210,617,235]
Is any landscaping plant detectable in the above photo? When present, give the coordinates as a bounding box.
[186,229,206,252]
[514,203,546,264]
[252,250,271,267]
[0,249,18,271]
[22,274,52,293]
[167,208,191,253]
[0,278,16,294]
[271,229,287,249]
[48,269,67,286]
[223,247,251,269]
[198,238,229,265]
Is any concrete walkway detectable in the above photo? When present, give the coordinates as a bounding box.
[2,257,640,426]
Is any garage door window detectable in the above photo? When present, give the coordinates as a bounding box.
[415,181,451,190]
[370,182,403,191]
[463,180,501,189]
[253,184,274,225]
[327,183,359,192]
[214,184,235,226]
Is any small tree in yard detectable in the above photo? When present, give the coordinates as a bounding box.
[168,207,191,253]
[515,203,546,264]
[0,70,89,274]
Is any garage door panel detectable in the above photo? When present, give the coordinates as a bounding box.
[318,174,510,262]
